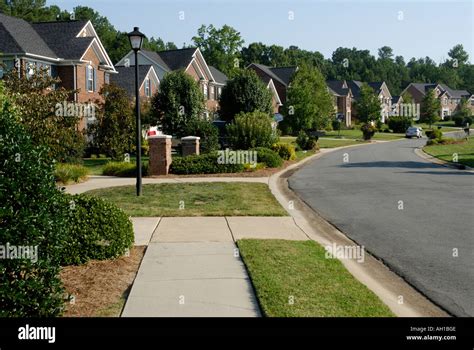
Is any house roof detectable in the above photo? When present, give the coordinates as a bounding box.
[269,66,297,86]
[409,82,471,99]
[249,63,287,86]
[392,95,402,104]
[209,66,228,84]
[346,80,387,99]
[31,20,92,60]
[155,47,197,71]
[140,49,171,71]
[326,80,351,96]
[0,13,57,58]
[111,65,153,96]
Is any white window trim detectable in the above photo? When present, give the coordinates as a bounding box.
[87,65,94,92]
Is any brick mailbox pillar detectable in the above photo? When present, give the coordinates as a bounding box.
[181,136,200,157]
[148,135,172,175]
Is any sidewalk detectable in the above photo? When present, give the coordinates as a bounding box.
[122,216,308,317]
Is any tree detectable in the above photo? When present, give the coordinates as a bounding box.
[378,46,394,60]
[3,68,86,162]
[193,24,244,76]
[88,84,135,160]
[218,69,273,122]
[447,44,469,66]
[151,70,205,136]
[283,65,334,133]
[354,84,381,123]
[420,89,441,128]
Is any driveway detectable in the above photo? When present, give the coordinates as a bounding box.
[289,137,474,316]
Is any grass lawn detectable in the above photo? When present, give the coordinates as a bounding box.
[414,121,459,132]
[83,157,150,175]
[238,239,395,317]
[85,182,288,217]
[323,129,405,140]
[318,138,366,148]
[423,137,474,168]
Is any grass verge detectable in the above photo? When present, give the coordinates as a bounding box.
[238,239,395,317]
[86,182,288,217]
[423,136,474,168]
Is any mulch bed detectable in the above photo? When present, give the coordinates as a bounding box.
[60,246,146,317]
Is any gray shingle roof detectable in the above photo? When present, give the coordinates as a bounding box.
[111,65,153,96]
[250,63,286,86]
[31,20,92,60]
[410,83,471,98]
[156,47,196,71]
[327,80,350,96]
[0,13,57,58]
[209,66,228,84]
[270,66,297,86]
[140,49,171,71]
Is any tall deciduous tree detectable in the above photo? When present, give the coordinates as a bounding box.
[420,89,441,128]
[283,65,334,133]
[218,69,273,122]
[193,24,244,76]
[354,84,381,123]
[151,70,205,136]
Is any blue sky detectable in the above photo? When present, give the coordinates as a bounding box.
[50,0,473,63]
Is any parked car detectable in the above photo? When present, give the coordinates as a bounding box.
[405,127,423,138]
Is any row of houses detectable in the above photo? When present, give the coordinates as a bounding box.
[1,13,473,131]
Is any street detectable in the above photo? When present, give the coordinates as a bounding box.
[289,137,474,316]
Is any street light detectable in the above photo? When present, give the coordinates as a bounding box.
[127,27,145,196]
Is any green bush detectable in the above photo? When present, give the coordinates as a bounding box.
[0,84,67,316]
[252,147,283,168]
[170,152,245,174]
[60,194,134,265]
[388,116,412,133]
[426,139,438,146]
[184,119,219,153]
[226,111,278,150]
[272,143,296,160]
[296,130,318,150]
[453,114,473,127]
[102,161,148,177]
[426,128,443,140]
[54,163,89,184]
[361,123,377,140]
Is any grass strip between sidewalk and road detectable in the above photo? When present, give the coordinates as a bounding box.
[237,239,395,317]
[423,136,474,168]
[85,182,288,217]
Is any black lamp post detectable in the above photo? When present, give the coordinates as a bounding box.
[127,27,145,196]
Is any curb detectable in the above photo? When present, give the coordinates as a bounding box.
[268,143,449,317]
[415,147,473,172]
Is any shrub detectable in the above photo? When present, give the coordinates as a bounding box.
[60,194,134,265]
[170,152,245,174]
[332,119,342,132]
[272,143,296,160]
[388,116,412,133]
[252,147,283,168]
[296,130,318,150]
[0,84,67,316]
[54,163,89,184]
[426,128,443,140]
[102,161,148,177]
[184,119,219,153]
[226,111,278,150]
[464,116,473,127]
[361,123,377,140]
[426,139,438,146]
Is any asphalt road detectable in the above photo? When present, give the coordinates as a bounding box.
[289,137,474,316]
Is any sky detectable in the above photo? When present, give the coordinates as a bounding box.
[49,0,474,63]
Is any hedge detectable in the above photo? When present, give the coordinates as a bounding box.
[54,163,89,184]
[102,161,149,177]
[170,152,245,175]
[252,147,283,168]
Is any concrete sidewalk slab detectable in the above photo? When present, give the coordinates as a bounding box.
[151,217,233,242]
[122,242,260,317]
[131,217,161,246]
[226,216,309,241]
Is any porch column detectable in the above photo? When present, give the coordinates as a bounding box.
[181,136,200,157]
[148,135,172,176]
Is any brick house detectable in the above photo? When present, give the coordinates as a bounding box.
[0,13,117,130]
[116,48,228,119]
[247,63,298,113]
[326,80,353,127]
[347,80,392,123]
[402,83,473,119]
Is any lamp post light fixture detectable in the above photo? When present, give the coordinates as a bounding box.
[127,27,146,196]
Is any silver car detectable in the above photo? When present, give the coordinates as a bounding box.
[405,127,423,138]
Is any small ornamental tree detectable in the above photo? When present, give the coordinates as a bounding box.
[3,68,86,163]
[355,84,382,124]
[226,110,278,149]
[88,84,135,160]
[151,70,205,136]
[420,89,441,128]
[218,69,273,122]
[282,65,334,134]
[0,83,67,316]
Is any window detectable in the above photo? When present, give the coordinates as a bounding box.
[471,98,474,106]
[86,65,95,92]
[105,73,110,85]
[443,97,448,105]
[26,62,36,79]
[218,87,222,98]
[203,84,208,99]
[144,77,151,97]
[209,86,215,100]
